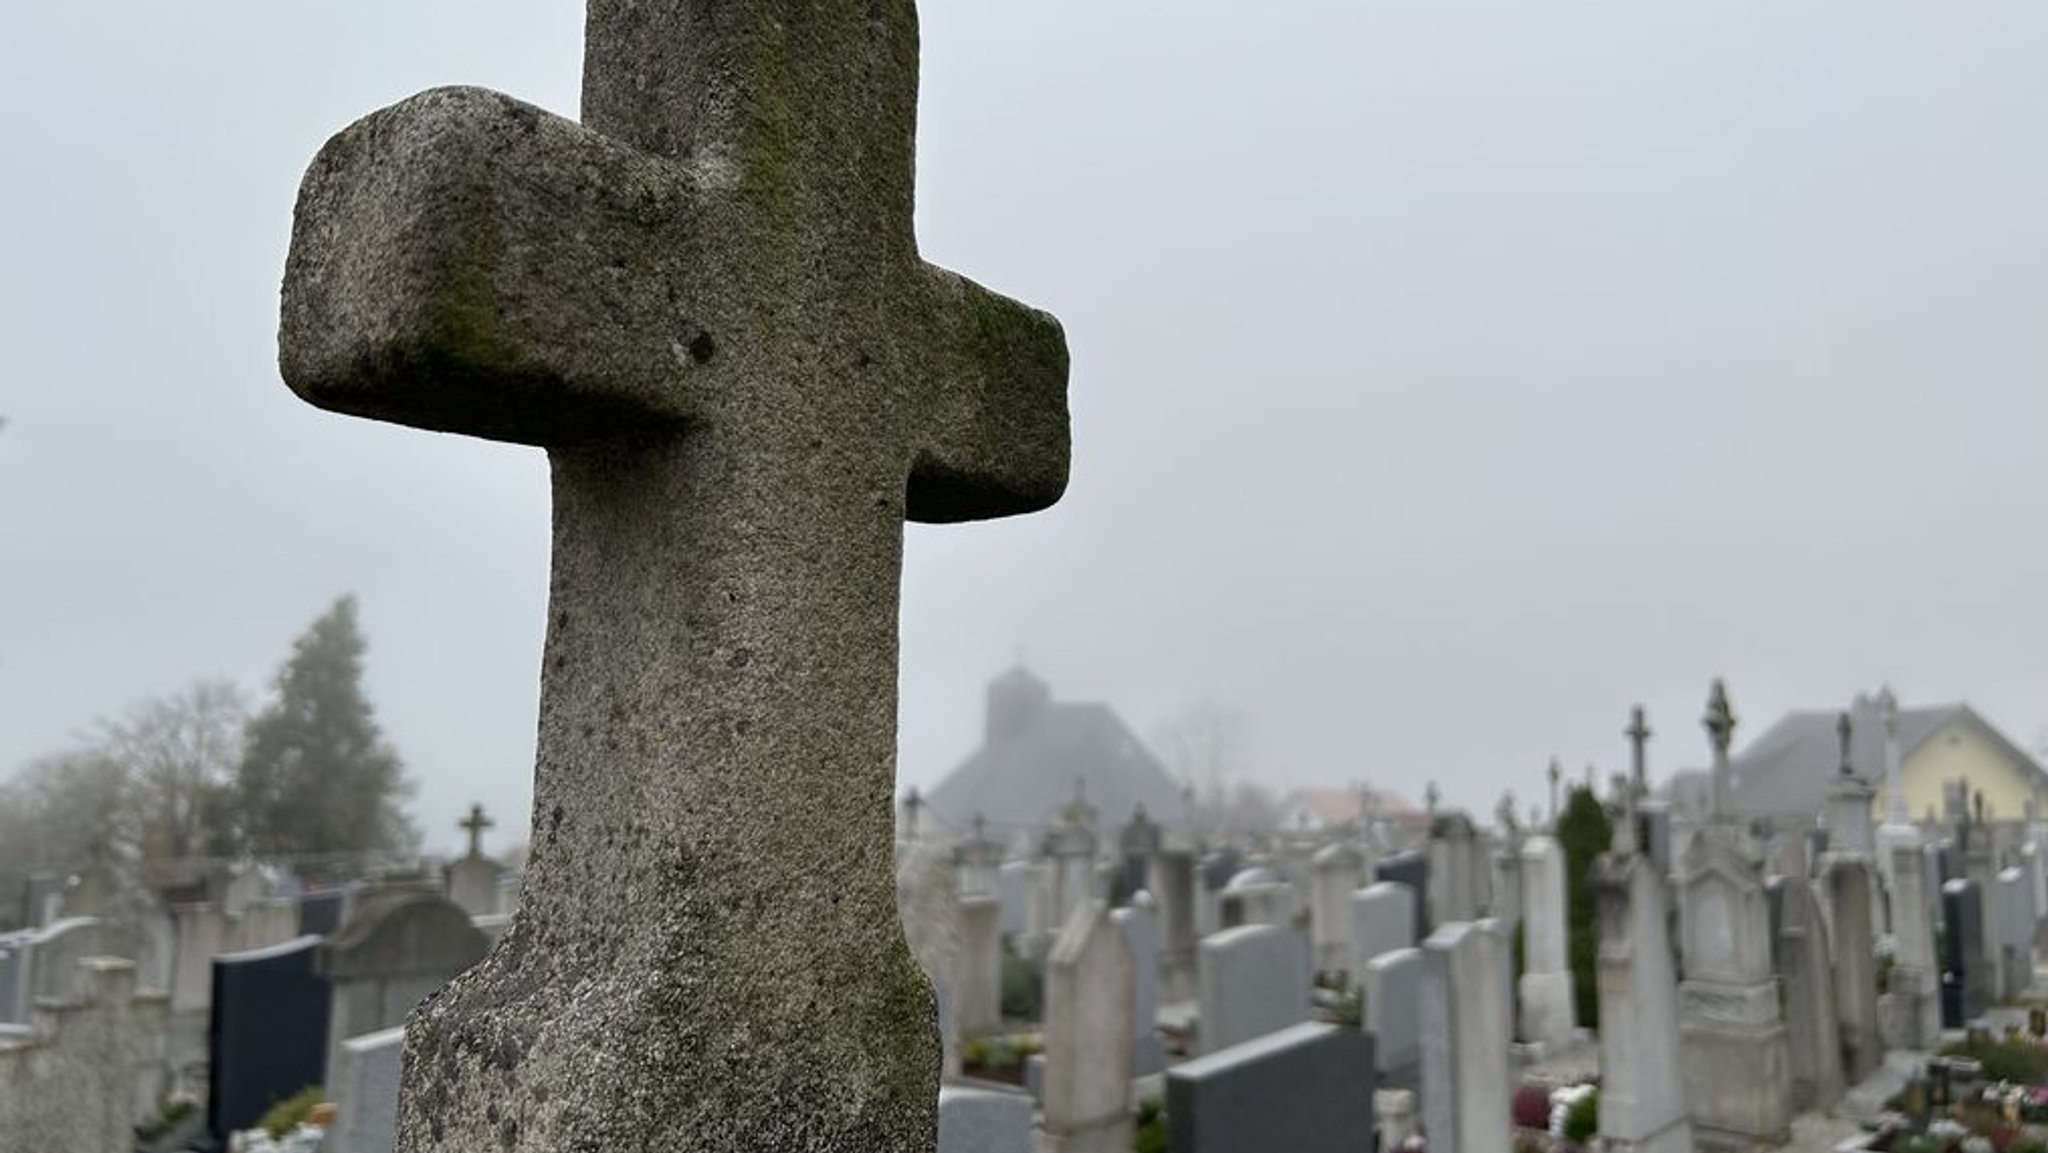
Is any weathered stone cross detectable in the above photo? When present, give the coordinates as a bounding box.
[1619,704,1651,854]
[458,803,493,860]
[1703,678,1737,821]
[278,3,1070,1149]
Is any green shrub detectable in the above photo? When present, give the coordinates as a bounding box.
[1330,989,1364,1029]
[258,1086,324,1139]
[1562,1089,1598,1144]
[1556,785,1612,1031]
[1133,1097,1166,1153]
[1000,945,1042,1021]
[1938,1037,2048,1086]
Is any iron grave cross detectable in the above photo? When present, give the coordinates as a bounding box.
[279,4,1070,1150]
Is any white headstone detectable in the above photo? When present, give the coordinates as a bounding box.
[1347,882,1415,985]
[1364,946,1423,1087]
[1307,844,1365,978]
[1197,924,1311,1055]
[329,1025,405,1153]
[1111,894,1163,1077]
[1420,919,1511,1153]
[1594,853,1692,1153]
[1039,900,1134,1153]
[1517,835,1576,1048]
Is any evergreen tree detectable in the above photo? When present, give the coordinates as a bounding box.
[1555,783,1613,1030]
[236,596,418,864]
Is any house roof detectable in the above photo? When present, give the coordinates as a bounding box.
[1714,697,2047,818]
[923,668,1189,837]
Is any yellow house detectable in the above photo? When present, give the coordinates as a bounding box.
[1705,694,2048,827]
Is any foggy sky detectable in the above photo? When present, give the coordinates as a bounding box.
[6,1,2047,856]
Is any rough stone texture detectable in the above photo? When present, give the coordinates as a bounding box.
[207,936,330,1141]
[1881,837,1941,1049]
[1148,851,1197,1002]
[1307,844,1364,979]
[956,896,1002,1037]
[1039,901,1133,1153]
[1821,857,1880,1086]
[1363,946,1422,1089]
[1111,894,1162,1077]
[318,887,490,1087]
[0,957,168,1153]
[330,1025,406,1153]
[277,2,1071,1149]
[1420,920,1511,1153]
[937,1085,1032,1153]
[1196,924,1311,1055]
[1593,852,1692,1153]
[1166,1023,1372,1153]
[1517,835,1576,1048]
[1348,882,1416,988]
[1772,876,1842,1115]
[1941,878,1987,1027]
[1370,852,1430,942]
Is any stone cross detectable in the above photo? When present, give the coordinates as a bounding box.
[277,4,1071,1148]
[458,803,493,860]
[1619,705,1651,854]
[1703,679,1737,821]
[1836,711,1855,777]
[1425,781,1441,818]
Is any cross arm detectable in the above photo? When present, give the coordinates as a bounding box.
[905,267,1071,523]
[280,87,709,446]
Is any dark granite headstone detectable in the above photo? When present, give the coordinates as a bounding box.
[297,890,348,937]
[1167,1022,1373,1153]
[1371,852,1431,942]
[1941,879,1986,1028]
[208,936,331,1140]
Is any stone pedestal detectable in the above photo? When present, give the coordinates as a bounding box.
[1595,853,1693,1153]
[1678,830,1790,1148]
[1883,836,1941,1048]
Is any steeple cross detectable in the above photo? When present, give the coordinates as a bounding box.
[277,4,1071,1149]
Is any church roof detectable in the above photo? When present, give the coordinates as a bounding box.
[1711,697,2046,819]
[922,669,1188,836]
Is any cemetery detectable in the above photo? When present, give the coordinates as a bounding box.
[3,1,2048,1152]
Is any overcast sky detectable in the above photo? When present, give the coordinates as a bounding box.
[6,2,2047,855]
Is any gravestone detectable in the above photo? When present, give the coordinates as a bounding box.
[1420,919,1510,1153]
[955,815,1006,899]
[329,1025,405,1153]
[956,895,1003,1036]
[1118,806,1163,898]
[1370,852,1430,942]
[1594,850,1692,1153]
[998,860,1035,938]
[1039,901,1133,1153]
[1046,787,1102,935]
[1941,878,1987,1026]
[938,1085,1032,1153]
[1679,683,1791,1148]
[1166,1022,1373,1153]
[1822,857,1881,1085]
[1148,850,1198,1001]
[276,0,1072,1145]
[1883,837,1941,1048]
[1111,893,1163,1077]
[4,917,118,1023]
[1517,834,1575,1047]
[1218,868,1291,930]
[1364,946,1423,1090]
[445,804,507,918]
[1307,843,1364,979]
[316,887,490,1087]
[1997,867,2034,1001]
[0,957,168,1153]
[1348,881,1416,986]
[1771,877,1842,1114]
[1426,813,1482,925]
[1197,924,1311,1055]
[207,936,330,1141]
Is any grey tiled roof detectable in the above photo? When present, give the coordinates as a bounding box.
[923,688,1188,837]
[1715,698,2046,818]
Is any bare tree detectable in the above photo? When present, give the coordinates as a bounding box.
[95,679,247,863]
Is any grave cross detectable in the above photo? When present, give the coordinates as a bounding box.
[1837,711,1855,777]
[1619,704,1651,854]
[1546,756,1562,826]
[278,4,1070,1149]
[458,803,493,860]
